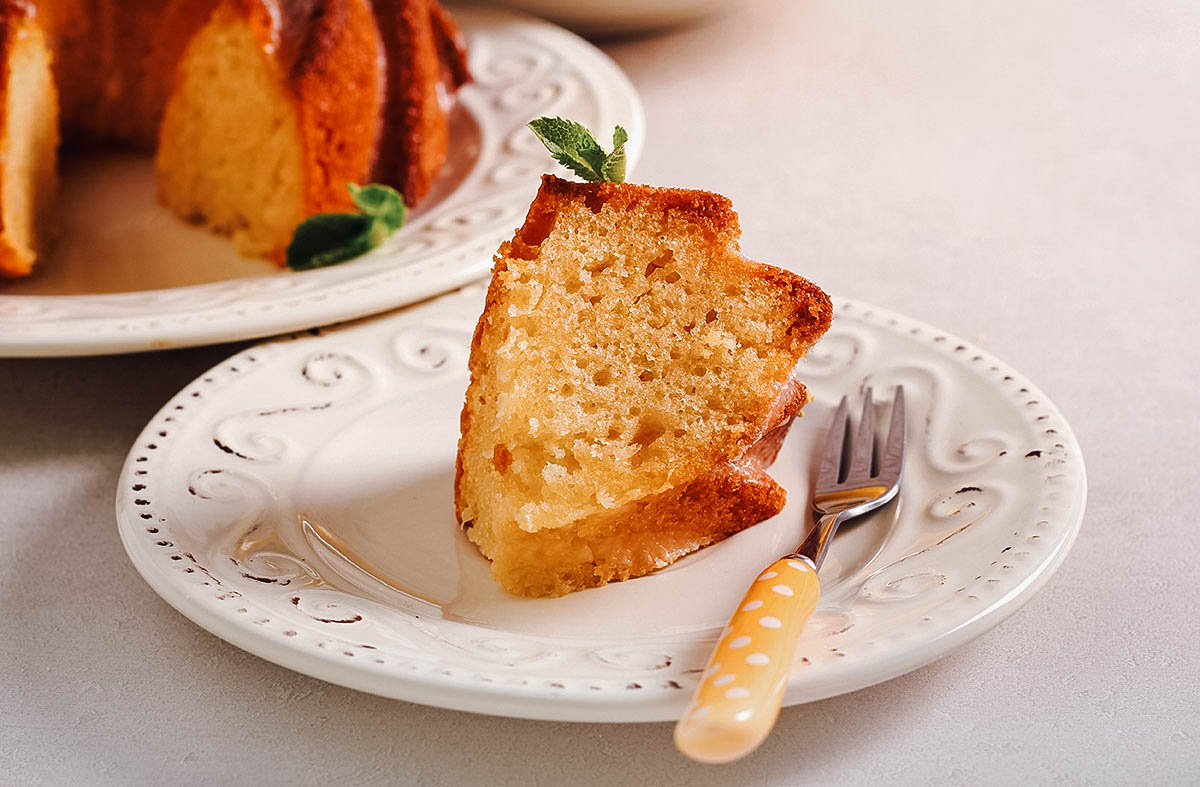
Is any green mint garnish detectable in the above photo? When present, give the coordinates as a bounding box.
[286,183,407,271]
[600,125,628,183]
[348,183,406,231]
[528,117,628,183]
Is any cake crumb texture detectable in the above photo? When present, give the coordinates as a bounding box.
[155,2,311,260]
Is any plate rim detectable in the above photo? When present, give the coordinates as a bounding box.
[0,5,644,358]
[115,293,1087,722]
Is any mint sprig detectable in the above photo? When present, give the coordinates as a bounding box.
[528,117,628,183]
[286,183,407,271]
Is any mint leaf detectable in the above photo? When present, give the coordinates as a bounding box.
[528,116,607,181]
[286,182,407,271]
[287,213,379,271]
[348,183,406,231]
[600,125,628,183]
[527,117,629,183]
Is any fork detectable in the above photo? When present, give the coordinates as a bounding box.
[674,386,906,764]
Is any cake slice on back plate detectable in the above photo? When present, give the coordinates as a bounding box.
[155,0,387,260]
[455,174,832,597]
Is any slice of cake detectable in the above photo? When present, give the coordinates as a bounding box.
[154,0,471,262]
[154,0,386,261]
[0,1,58,277]
[455,175,832,597]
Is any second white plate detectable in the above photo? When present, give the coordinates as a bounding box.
[116,285,1085,722]
[0,6,642,357]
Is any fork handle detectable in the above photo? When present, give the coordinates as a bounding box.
[674,557,821,763]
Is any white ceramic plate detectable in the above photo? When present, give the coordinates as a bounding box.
[0,6,642,357]
[116,285,1085,722]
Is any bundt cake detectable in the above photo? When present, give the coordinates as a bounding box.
[455,175,833,597]
[0,0,469,275]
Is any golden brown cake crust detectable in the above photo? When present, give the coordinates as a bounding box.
[250,0,386,218]
[454,175,833,597]
[430,1,470,90]
[371,0,471,206]
[0,0,58,277]
[0,1,32,276]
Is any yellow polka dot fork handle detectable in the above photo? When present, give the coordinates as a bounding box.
[675,387,907,764]
[673,555,822,764]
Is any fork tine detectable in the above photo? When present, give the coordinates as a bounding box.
[815,395,849,490]
[878,386,906,482]
[846,387,876,480]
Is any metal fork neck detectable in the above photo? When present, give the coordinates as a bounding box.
[790,511,844,571]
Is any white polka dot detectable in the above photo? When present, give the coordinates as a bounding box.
[741,600,764,611]
[746,652,770,666]
[756,571,778,582]
[759,616,782,629]
[725,687,750,699]
[728,635,751,649]
[704,662,722,677]
[712,674,735,687]
[787,560,810,572]
[772,584,795,597]
[734,709,754,722]
[691,705,712,719]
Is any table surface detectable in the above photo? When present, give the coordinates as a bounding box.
[4,1,1199,783]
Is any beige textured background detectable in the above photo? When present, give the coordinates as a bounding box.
[2,0,1198,783]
